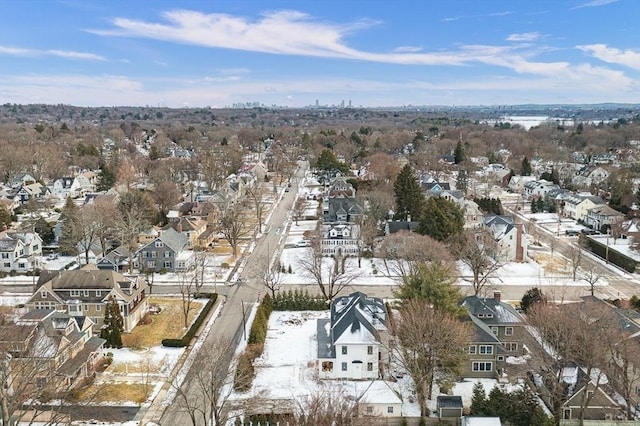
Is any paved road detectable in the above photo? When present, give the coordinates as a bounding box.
[151,162,307,425]
[505,206,640,301]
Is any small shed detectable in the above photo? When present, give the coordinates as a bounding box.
[437,395,463,418]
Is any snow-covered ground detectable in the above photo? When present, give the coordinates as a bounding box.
[228,310,535,418]
[228,310,423,416]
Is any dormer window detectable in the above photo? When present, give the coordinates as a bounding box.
[155,241,164,248]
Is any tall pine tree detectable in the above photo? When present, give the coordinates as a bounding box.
[58,196,79,255]
[101,295,124,348]
[454,139,465,164]
[393,164,425,221]
[521,156,532,176]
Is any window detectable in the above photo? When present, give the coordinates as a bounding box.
[71,290,80,297]
[155,241,164,248]
[83,290,89,297]
[387,407,394,414]
[164,251,171,258]
[342,346,347,355]
[69,305,79,313]
[472,362,492,372]
[468,345,477,354]
[506,342,518,352]
[497,355,505,361]
[152,251,157,258]
[491,326,498,335]
[40,290,47,298]
[96,290,102,297]
[366,406,373,414]
[341,362,347,371]
[367,362,373,371]
[505,327,514,336]
[3,263,9,268]
[1,253,8,259]
[96,304,101,311]
[367,346,373,355]
[479,345,493,355]
[164,261,172,268]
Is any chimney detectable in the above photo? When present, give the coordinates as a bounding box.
[493,291,501,302]
[515,223,524,262]
[619,299,630,309]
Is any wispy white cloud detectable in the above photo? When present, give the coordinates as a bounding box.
[442,11,512,22]
[506,32,541,42]
[577,44,640,70]
[0,45,105,61]
[571,0,618,9]
[393,46,423,53]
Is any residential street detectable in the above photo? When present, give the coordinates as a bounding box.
[144,163,307,425]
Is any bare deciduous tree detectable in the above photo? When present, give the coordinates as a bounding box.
[390,299,472,417]
[295,385,358,426]
[178,269,195,329]
[191,249,210,294]
[171,338,245,426]
[527,299,618,425]
[254,253,282,299]
[219,204,248,258]
[567,242,583,281]
[245,183,268,232]
[298,239,358,301]
[379,231,454,282]
[580,265,603,296]
[457,229,503,296]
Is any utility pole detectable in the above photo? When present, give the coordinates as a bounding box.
[241,300,247,340]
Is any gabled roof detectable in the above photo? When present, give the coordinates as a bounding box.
[385,221,419,234]
[462,295,523,325]
[437,395,463,409]
[329,292,387,347]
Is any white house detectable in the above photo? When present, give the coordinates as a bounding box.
[507,175,536,194]
[356,380,403,418]
[585,205,625,231]
[320,223,359,256]
[523,179,559,200]
[562,193,604,222]
[0,231,43,273]
[317,292,388,380]
[482,215,528,262]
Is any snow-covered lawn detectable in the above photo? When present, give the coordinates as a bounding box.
[229,310,422,416]
[279,249,398,286]
[229,310,539,418]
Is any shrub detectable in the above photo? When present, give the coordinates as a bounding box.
[220,262,230,269]
[161,293,218,348]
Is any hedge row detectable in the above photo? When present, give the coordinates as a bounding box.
[272,289,327,311]
[580,235,638,273]
[234,294,273,392]
[161,293,218,348]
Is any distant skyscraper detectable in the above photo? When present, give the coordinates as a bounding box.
[348,100,352,108]
[315,99,319,107]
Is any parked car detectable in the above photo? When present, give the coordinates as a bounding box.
[295,240,311,248]
[46,253,59,260]
[565,229,580,236]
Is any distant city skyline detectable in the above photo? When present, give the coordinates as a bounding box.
[0,0,638,108]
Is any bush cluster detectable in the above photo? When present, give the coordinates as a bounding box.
[272,289,327,311]
[161,293,218,347]
[581,234,638,273]
[234,294,273,391]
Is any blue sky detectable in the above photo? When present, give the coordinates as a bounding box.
[0,0,638,107]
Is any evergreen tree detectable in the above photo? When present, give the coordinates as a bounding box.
[520,287,545,313]
[96,162,116,192]
[315,148,349,174]
[394,263,466,316]
[393,164,425,221]
[456,169,468,195]
[454,139,465,164]
[101,295,124,348]
[417,197,464,241]
[58,197,79,255]
[470,382,488,416]
[33,217,55,245]
[521,157,532,176]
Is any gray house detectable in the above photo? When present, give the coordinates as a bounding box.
[136,228,191,273]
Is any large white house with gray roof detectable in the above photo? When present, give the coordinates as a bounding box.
[317,292,388,380]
